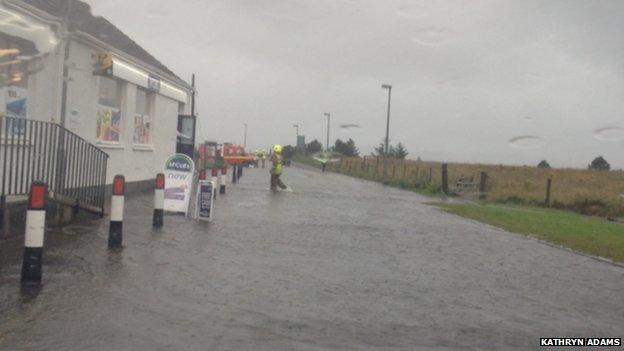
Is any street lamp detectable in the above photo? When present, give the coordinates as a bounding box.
[381,84,392,178]
[243,123,247,148]
[324,112,330,151]
[293,124,300,150]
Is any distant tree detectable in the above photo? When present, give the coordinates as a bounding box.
[537,160,551,169]
[371,140,407,159]
[372,142,387,157]
[305,139,323,154]
[332,138,359,157]
[282,145,295,159]
[392,142,408,159]
[588,156,610,171]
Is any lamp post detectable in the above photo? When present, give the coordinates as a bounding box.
[243,123,247,148]
[381,84,392,178]
[324,112,330,151]
[293,124,300,151]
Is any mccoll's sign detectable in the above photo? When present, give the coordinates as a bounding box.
[165,154,193,172]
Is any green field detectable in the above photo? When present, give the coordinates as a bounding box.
[433,203,624,263]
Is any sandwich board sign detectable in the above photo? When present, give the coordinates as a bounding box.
[163,153,195,214]
[195,180,215,222]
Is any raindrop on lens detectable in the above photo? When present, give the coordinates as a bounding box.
[508,135,546,149]
[593,127,624,142]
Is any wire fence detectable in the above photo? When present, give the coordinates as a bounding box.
[328,156,624,217]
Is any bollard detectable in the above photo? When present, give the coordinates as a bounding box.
[21,181,47,283]
[108,175,125,248]
[220,167,227,194]
[232,166,238,184]
[153,173,164,227]
[211,168,219,199]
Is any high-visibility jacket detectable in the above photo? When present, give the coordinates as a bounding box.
[271,154,283,175]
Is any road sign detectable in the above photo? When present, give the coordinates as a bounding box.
[195,180,214,222]
[163,153,195,214]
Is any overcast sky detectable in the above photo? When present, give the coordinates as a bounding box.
[86,0,624,169]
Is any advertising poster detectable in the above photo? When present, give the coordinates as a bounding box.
[96,107,121,142]
[163,153,195,214]
[195,180,214,222]
[3,86,27,134]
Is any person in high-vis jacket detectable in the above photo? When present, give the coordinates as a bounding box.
[270,144,288,191]
[260,150,267,168]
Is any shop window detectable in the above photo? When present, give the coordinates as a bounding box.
[96,76,122,142]
[134,87,152,145]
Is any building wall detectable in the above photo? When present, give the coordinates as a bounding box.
[61,39,186,184]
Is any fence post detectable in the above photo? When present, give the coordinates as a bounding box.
[403,162,407,178]
[545,178,552,206]
[479,172,488,193]
[0,195,6,237]
[428,167,432,183]
[441,163,449,194]
[392,163,396,178]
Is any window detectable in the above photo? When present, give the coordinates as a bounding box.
[134,87,152,145]
[96,76,122,142]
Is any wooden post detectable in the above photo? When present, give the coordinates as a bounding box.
[441,163,449,194]
[375,157,379,176]
[479,172,488,193]
[392,163,396,178]
[428,167,433,183]
[402,161,407,178]
[545,178,552,206]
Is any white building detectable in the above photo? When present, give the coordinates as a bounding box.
[1,0,193,186]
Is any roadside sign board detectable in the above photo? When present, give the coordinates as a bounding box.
[163,153,195,214]
[196,180,214,221]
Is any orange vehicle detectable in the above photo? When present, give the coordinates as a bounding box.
[221,143,255,166]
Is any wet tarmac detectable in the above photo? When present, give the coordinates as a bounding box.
[1,165,623,350]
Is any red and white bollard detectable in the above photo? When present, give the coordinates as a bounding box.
[211,168,219,199]
[219,167,227,194]
[21,181,47,283]
[153,173,164,227]
[108,175,125,248]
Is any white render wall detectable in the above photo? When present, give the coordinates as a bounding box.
[60,39,186,184]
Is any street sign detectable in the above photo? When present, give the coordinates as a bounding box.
[163,153,195,214]
[195,180,214,222]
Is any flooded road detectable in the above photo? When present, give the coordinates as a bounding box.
[1,165,623,350]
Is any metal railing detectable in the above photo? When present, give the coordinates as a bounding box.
[0,116,108,215]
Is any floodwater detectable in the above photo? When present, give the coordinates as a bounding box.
[1,165,623,350]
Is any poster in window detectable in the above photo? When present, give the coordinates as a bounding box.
[96,107,121,142]
[134,114,150,144]
[4,86,27,134]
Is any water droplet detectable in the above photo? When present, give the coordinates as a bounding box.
[339,124,360,129]
[593,127,624,141]
[508,135,546,149]
[411,27,454,47]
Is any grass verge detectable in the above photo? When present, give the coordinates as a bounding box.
[433,203,624,263]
